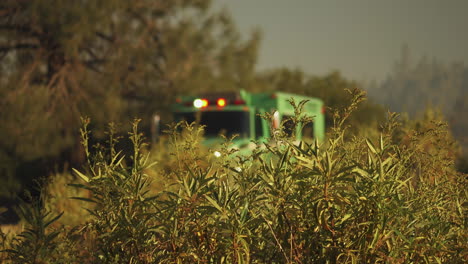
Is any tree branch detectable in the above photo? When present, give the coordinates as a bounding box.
[0,43,38,52]
[95,31,115,43]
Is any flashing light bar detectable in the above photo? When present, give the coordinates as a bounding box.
[192,97,245,108]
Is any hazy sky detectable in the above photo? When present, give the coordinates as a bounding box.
[215,0,468,82]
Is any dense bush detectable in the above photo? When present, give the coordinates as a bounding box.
[1,90,466,263]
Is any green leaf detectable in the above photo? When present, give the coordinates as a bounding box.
[278,145,290,169]
[45,211,64,228]
[70,197,97,204]
[352,167,372,179]
[366,139,378,154]
[68,183,93,191]
[341,213,352,223]
[45,230,61,244]
[379,134,384,151]
[204,195,223,213]
[73,168,90,183]
[325,151,333,175]
[240,201,249,223]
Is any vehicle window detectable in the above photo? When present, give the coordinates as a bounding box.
[175,111,250,138]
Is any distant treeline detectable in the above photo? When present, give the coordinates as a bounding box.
[368,45,468,161]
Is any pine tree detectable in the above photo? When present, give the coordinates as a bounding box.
[1,0,262,197]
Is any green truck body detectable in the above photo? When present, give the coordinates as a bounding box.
[172,90,325,153]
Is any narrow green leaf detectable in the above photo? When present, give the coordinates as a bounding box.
[340,213,352,224]
[68,183,93,191]
[352,167,371,179]
[45,230,61,244]
[204,195,223,213]
[278,146,291,169]
[240,201,249,223]
[110,150,124,165]
[45,211,64,228]
[366,139,378,154]
[326,151,333,175]
[70,197,97,204]
[73,168,89,182]
[379,134,384,152]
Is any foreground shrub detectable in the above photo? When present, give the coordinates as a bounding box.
[1,198,64,263]
[2,90,467,263]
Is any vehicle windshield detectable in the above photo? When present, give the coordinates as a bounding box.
[176,111,250,138]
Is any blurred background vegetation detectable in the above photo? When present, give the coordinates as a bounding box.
[0,0,466,223]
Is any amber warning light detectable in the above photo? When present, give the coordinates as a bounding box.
[217,98,226,107]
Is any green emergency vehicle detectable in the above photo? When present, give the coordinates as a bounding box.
[172,90,325,155]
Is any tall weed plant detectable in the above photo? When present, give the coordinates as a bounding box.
[2,89,466,263]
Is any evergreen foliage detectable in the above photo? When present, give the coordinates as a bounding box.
[0,0,259,198]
